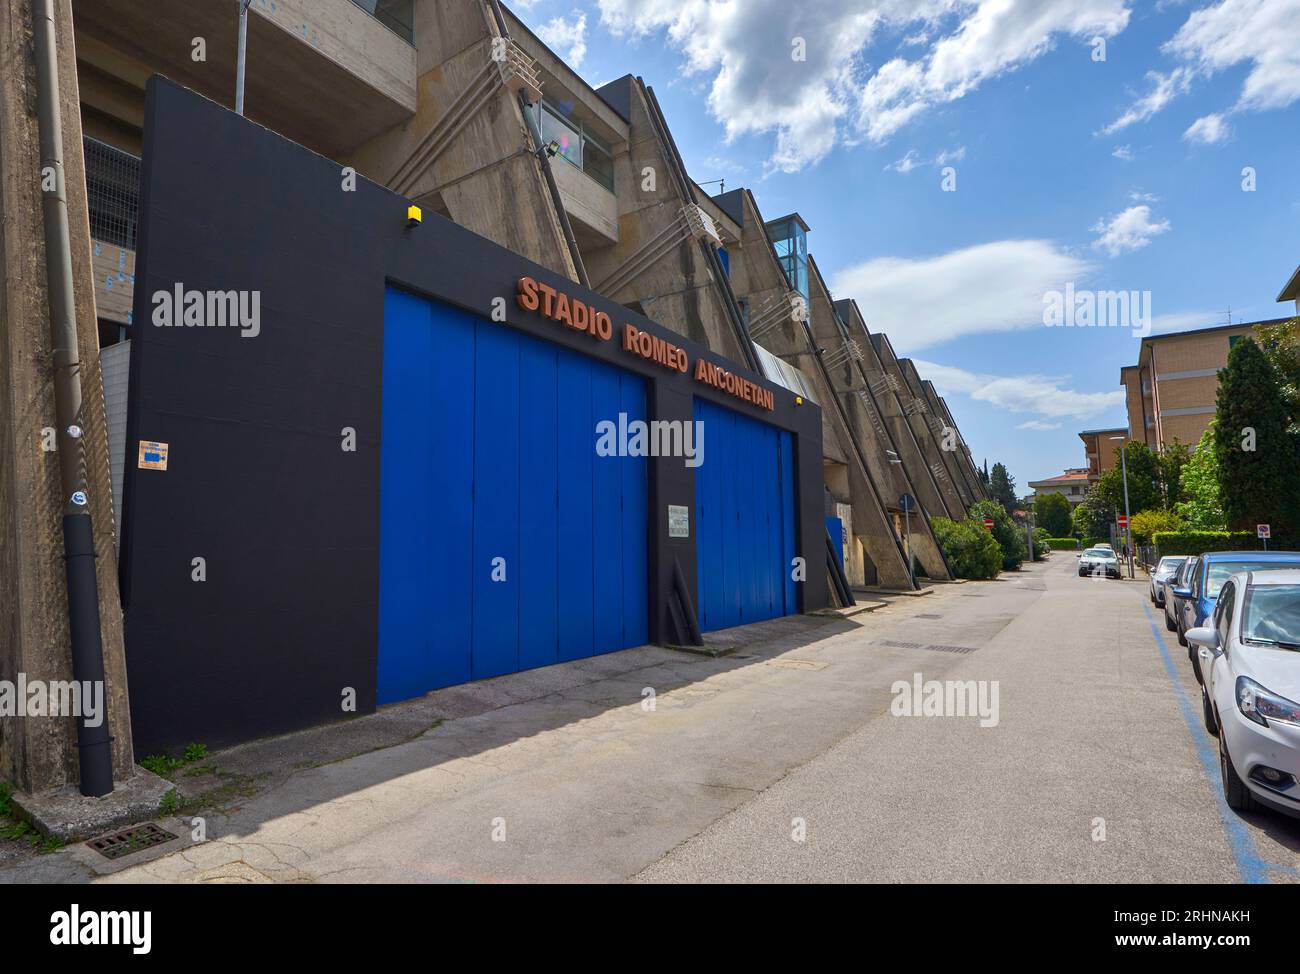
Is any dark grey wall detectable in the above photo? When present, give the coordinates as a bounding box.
[122,78,826,753]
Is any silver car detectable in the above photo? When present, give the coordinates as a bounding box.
[1149,555,1185,606]
[1163,556,1196,632]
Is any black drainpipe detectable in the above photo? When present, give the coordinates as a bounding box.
[33,0,114,797]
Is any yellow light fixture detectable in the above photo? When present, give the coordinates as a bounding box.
[406,205,422,228]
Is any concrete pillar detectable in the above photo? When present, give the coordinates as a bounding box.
[0,0,134,793]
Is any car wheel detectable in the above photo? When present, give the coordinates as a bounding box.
[1219,730,1258,813]
[1177,623,1188,647]
[1202,687,1218,736]
[1191,649,1204,684]
[1165,610,1176,632]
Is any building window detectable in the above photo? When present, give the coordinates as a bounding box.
[83,137,140,250]
[765,216,808,299]
[1229,334,1242,350]
[350,0,414,44]
[530,100,616,192]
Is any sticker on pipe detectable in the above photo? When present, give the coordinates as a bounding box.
[138,440,169,471]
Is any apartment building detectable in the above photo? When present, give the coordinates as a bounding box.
[1028,469,1091,508]
[1119,320,1288,451]
[2,0,985,785]
[1078,427,1132,486]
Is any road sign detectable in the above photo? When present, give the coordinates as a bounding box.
[1258,524,1271,539]
[1116,514,1128,528]
[898,493,917,513]
[983,518,994,530]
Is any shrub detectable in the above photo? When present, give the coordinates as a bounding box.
[1130,509,1185,546]
[1152,530,1261,556]
[1041,537,1078,549]
[932,516,1002,579]
[971,500,1025,571]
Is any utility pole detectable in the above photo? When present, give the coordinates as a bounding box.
[235,0,251,116]
[1111,435,1134,579]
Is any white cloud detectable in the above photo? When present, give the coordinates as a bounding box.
[1100,0,1300,135]
[885,150,921,173]
[1168,0,1300,113]
[1100,67,1193,135]
[1016,419,1063,430]
[1128,189,1159,203]
[536,12,589,68]
[915,360,1127,420]
[1111,144,1133,160]
[1090,204,1170,257]
[935,145,967,165]
[830,239,1091,351]
[597,0,1131,172]
[1184,112,1230,143]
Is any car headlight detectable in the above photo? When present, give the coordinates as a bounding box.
[1236,677,1300,728]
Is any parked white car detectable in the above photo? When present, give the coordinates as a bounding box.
[1078,547,1120,578]
[1187,569,1300,817]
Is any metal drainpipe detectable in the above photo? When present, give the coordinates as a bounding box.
[32,0,114,797]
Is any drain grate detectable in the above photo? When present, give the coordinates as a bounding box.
[915,613,942,619]
[87,822,178,860]
[923,643,978,655]
[873,639,978,655]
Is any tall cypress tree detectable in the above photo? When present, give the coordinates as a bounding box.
[1212,337,1300,535]
[989,462,1018,512]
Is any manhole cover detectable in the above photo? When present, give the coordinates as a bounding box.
[87,822,178,860]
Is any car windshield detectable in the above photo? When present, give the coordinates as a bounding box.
[1241,584,1300,648]
[1206,560,1300,598]
[1156,557,1182,573]
[1084,549,1113,559]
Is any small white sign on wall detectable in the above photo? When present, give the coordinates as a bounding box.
[668,505,689,539]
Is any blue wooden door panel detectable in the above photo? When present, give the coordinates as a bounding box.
[556,349,596,662]
[381,288,651,699]
[591,367,624,655]
[518,341,560,670]
[780,431,797,615]
[620,374,649,648]
[693,398,797,633]
[379,289,474,703]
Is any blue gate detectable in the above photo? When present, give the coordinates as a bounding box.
[378,287,649,704]
[693,397,798,631]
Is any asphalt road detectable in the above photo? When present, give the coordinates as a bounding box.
[12,553,1298,883]
[640,556,1300,883]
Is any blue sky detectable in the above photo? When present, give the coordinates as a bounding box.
[513,0,1300,493]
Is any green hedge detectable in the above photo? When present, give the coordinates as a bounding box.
[1151,530,1269,555]
[1041,537,1077,550]
[932,516,1002,579]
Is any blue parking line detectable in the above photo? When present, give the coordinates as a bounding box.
[1140,601,1281,884]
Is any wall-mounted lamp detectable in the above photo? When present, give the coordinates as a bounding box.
[406,205,422,228]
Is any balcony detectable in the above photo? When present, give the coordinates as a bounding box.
[72,0,417,157]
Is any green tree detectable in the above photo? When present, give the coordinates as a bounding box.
[971,499,1024,571]
[1258,316,1299,433]
[1157,439,1191,509]
[1213,337,1300,534]
[989,462,1018,513]
[1034,491,1073,537]
[1091,442,1162,516]
[931,516,1001,579]
[1174,425,1225,530]
[1071,491,1112,540]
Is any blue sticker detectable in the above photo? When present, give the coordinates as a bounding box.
[71,491,87,506]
